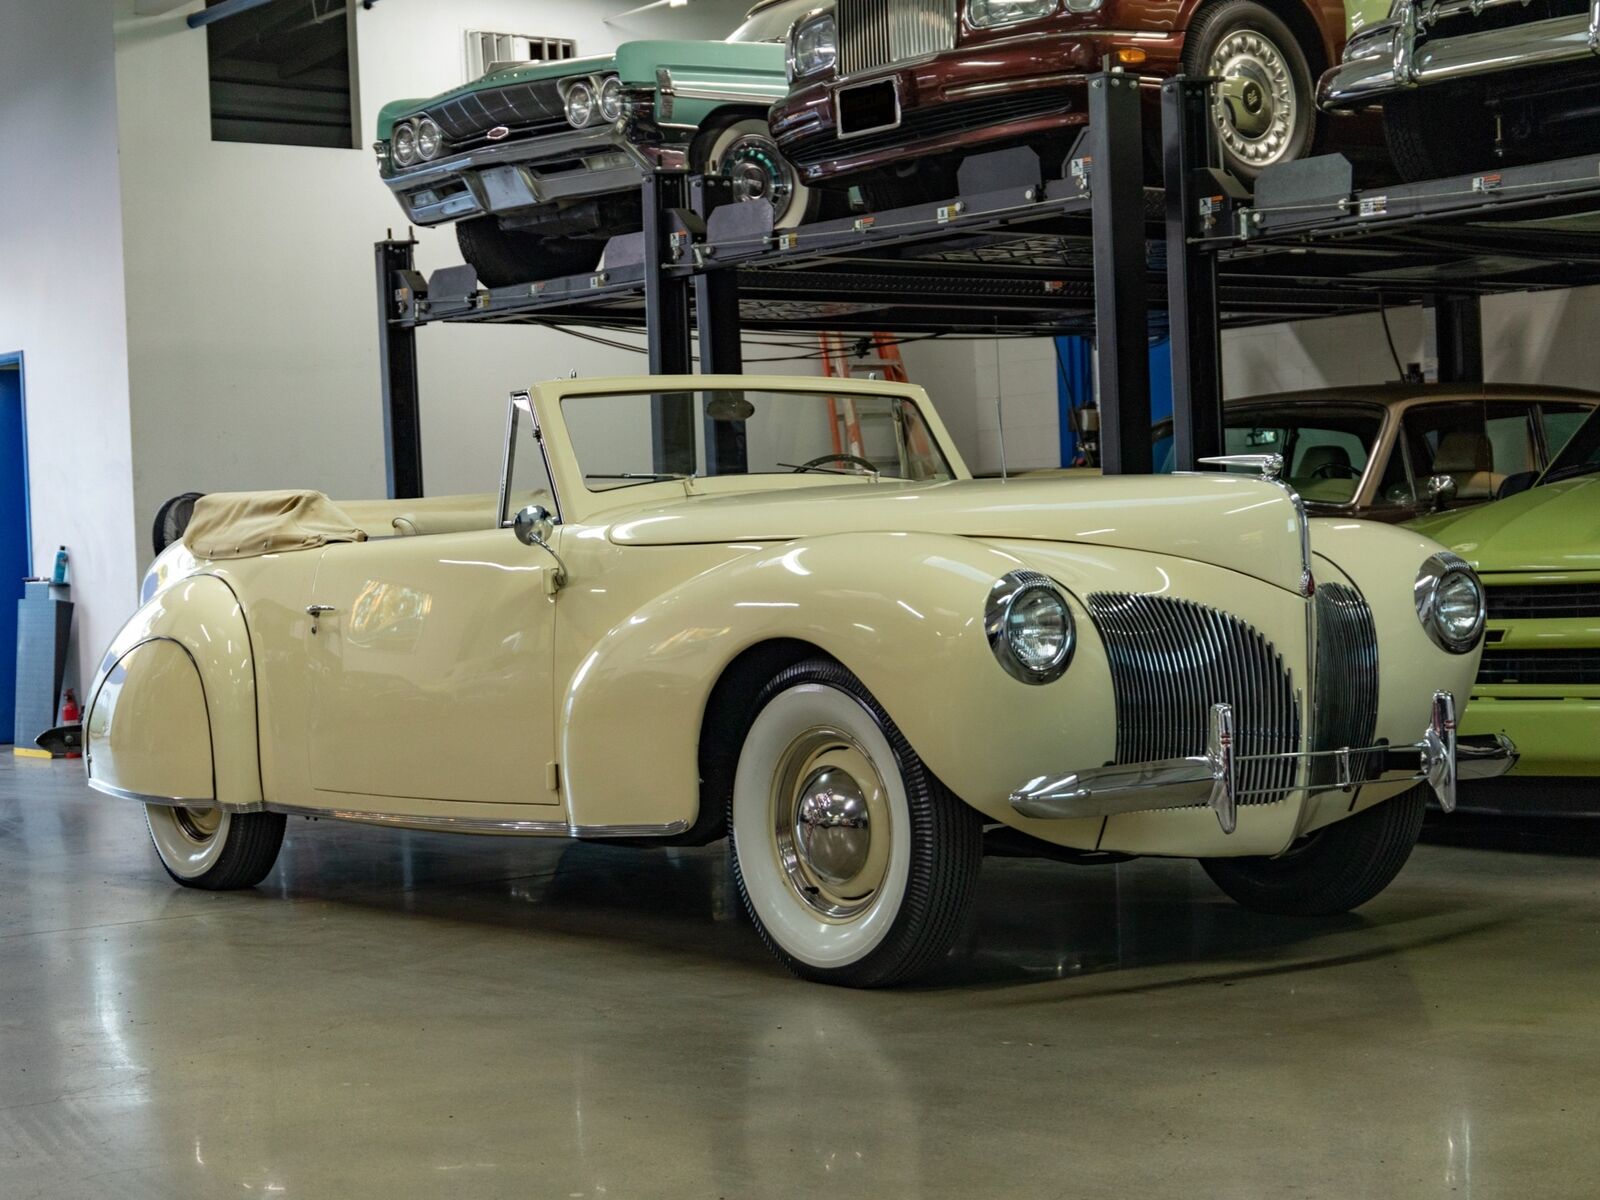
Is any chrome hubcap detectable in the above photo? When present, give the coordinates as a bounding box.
[794,768,872,887]
[719,134,795,212]
[173,805,222,842]
[772,728,890,919]
[1209,30,1297,167]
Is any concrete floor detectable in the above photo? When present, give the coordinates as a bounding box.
[2,756,1597,1199]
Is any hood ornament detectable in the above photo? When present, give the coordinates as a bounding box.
[1199,453,1284,481]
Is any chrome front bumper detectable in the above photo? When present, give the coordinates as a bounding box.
[1319,1,1600,110]
[381,125,685,226]
[1011,692,1518,834]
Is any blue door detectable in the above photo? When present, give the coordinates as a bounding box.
[0,359,30,745]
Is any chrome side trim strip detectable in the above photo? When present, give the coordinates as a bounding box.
[266,803,690,839]
[87,779,216,809]
[570,820,692,838]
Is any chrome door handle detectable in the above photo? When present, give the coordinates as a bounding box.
[306,605,336,616]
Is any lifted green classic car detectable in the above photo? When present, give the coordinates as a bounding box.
[1409,406,1600,811]
[375,1,813,286]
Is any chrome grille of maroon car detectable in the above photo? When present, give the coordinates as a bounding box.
[836,0,958,78]
[1088,594,1301,807]
[1309,583,1380,789]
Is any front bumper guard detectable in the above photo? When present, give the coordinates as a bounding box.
[381,125,686,225]
[1319,0,1600,110]
[1010,691,1518,834]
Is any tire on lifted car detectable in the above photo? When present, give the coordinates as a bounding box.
[455,216,605,289]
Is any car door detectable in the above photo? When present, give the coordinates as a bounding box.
[304,528,560,806]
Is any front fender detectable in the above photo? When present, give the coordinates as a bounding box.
[85,573,262,810]
[560,531,1108,835]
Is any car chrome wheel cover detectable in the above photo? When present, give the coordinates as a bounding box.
[774,730,891,919]
[732,684,911,969]
[716,132,796,215]
[146,804,231,879]
[1209,29,1297,168]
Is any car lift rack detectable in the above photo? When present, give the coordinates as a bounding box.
[377,72,1600,498]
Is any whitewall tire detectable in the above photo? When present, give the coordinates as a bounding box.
[729,659,982,987]
[145,804,287,891]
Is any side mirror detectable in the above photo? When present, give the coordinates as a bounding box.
[513,503,555,549]
[1497,470,1538,500]
[1426,474,1458,508]
[513,504,566,591]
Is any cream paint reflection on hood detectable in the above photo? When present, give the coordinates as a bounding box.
[604,474,1309,593]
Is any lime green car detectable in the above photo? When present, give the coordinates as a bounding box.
[375,1,813,287]
[1409,408,1600,808]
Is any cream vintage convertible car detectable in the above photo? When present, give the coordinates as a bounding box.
[87,376,1515,987]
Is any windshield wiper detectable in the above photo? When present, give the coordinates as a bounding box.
[583,472,694,492]
[778,462,880,478]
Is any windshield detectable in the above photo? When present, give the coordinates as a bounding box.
[1542,406,1600,484]
[561,388,954,492]
[727,0,814,42]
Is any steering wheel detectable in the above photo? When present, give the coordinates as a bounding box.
[1310,461,1361,480]
[793,453,878,475]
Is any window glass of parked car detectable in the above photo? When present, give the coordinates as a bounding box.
[561,389,955,490]
[1542,406,1600,483]
[1220,406,1384,504]
[1400,402,1540,503]
[726,0,813,43]
[1539,403,1592,461]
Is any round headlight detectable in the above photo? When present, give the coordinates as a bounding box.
[599,76,624,123]
[1414,552,1486,653]
[986,571,1075,684]
[415,117,442,161]
[565,81,595,128]
[787,13,838,83]
[391,121,418,167]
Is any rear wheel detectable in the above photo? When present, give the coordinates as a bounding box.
[1201,785,1427,916]
[455,216,603,288]
[728,659,982,987]
[146,804,286,891]
[1184,0,1317,180]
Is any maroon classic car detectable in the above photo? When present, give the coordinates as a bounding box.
[771,0,1360,204]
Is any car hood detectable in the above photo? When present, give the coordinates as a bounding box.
[1405,475,1600,573]
[604,474,1313,593]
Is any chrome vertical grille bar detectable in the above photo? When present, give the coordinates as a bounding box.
[1088,594,1301,807]
[836,0,957,77]
[1310,583,1380,788]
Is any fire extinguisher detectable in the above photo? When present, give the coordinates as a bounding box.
[59,689,82,759]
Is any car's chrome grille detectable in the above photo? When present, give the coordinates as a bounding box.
[1087,594,1301,807]
[419,82,568,149]
[836,0,958,78]
[1309,583,1380,789]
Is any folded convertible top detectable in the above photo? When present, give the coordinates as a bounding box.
[183,490,368,560]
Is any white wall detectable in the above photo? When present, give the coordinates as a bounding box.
[112,0,782,552]
[0,0,138,691]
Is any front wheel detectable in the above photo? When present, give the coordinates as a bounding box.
[699,118,818,230]
[146,804,286,890]
[1184,0,1317,180]
[729,659,982,987]
[1201,785,1427,916]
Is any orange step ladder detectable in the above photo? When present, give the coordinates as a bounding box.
[818,333,939,475]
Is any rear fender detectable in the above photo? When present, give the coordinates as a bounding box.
[85,573,262,810]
